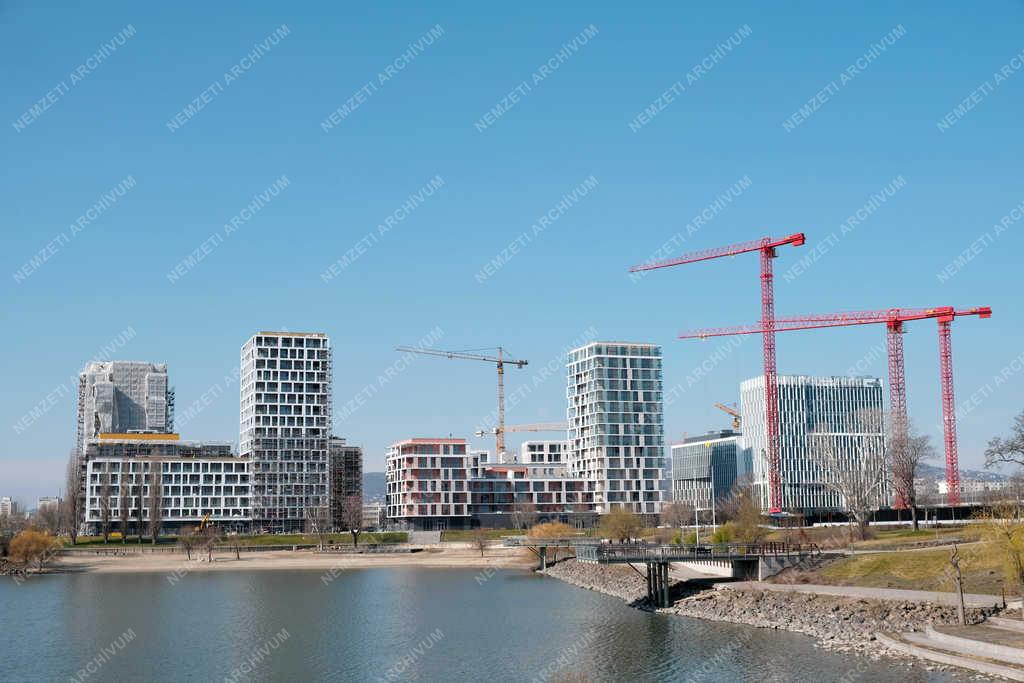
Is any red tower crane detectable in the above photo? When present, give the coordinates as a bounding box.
[678,306,991,506]
[630,233,805,513]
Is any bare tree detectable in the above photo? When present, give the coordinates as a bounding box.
[178,527,198,561]
[62,456,81,545]
[916,475,941,527]
[986,412,1024,469]
[888,420,936,531]
[978,503,1024,620]
[599,507,642,543]
[118,481,130,544]
[718,478,767,543]
[660,501,692,529]
[510,498,538,530]
[201,525,221,562]
[34,503,60,535]
[99,466,112,544]
[340,495,363,548]
[808,409,888,541]
[470,527,489,557]
[304,505,330,551]
[134,473,146,545]
[949,544,967,625]
[148,463,162,544]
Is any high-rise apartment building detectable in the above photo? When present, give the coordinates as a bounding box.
[76,361,173,456]
[240,332,332,533]
[739,375,887,513]
[566,342,665,515]
[329,436,363,530]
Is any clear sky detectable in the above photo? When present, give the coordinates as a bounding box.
[2,2,1022,505]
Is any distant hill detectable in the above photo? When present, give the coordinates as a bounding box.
[363,472,386,502]
[918,462,1006,482]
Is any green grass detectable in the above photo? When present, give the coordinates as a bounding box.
[814,542,1013,596]
[66,535,179,547]
[440,529,518,542]
[763,524,981,550]
[851,526,980,550]
[65,532,408,547]
[229,532,407,546]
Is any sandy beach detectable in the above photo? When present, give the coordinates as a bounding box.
[54,545,535,574]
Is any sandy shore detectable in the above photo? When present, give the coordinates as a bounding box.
[55,546,535,574]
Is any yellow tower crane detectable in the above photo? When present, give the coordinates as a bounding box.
[714,403,741,430]
[395,346,528,459]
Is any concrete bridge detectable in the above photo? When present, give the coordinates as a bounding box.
[504,537,822,607]
[576,542,822,606]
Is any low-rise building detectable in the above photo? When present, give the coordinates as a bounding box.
[362,502,384,530]
[469,465,598,528]
[938,478,1014,505]
[82,434,250,534]
[37,497,60,515]
[385,438,470,531]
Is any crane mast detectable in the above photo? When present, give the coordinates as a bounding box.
[395,345,528,460]
[632,233,805,513]
[679,305,991,507]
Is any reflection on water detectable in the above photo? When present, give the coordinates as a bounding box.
[2,568,975,682]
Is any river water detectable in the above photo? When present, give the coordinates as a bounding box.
[2,568,978,682]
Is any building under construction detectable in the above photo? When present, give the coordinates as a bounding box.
[76,361,174,457]
[329,436,363,530]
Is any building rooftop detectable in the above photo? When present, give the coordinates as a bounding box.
[98,432,180,441]
[677,430,739,445]
[392,437,467,445]
[257,331,327,338]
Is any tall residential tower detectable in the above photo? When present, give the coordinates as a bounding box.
[240,332,332,532]
[567,342,665,515]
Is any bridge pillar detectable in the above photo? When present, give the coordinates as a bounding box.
[661,563,669,608]
[539,546,547,571]
[646,562,654,604]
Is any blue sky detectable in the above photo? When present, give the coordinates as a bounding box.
[2,2,1022,504]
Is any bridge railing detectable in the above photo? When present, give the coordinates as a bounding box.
[576,542,819,563]
[501,536,602,548]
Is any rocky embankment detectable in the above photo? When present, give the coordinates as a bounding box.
[670,587,999,656]
[542,558,648,603]
[543,560,1000,659]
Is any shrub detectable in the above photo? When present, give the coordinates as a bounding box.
[711,523,736,544]
[9,530,60,569]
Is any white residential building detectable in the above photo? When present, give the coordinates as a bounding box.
[739,375,887,513]
[0,497,14,517]
[567,342,665,515]
[240,332,332,533]
[76,361,173,457]
[519,440,568,477]
[385,438,470,531]
[83,435,250,534]
[938,478,1013,504]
